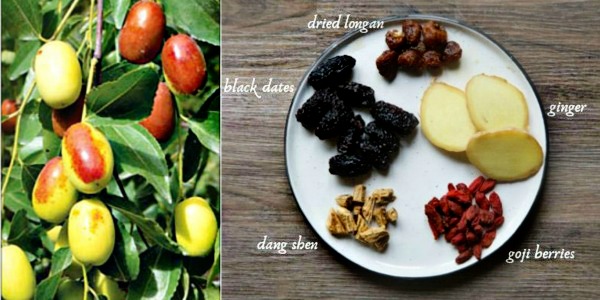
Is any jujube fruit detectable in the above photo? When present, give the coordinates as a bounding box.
[175,197,218,256]
[1,245,36,300]
[68,199,115,266]
[92,270,127,300]
[139,82,175,141]
[1,99,18,134]
[62,123,114,194]
[32,157,78,223]
[162,34,206,95]
[118,0,165,64]
[34,41,82,109]
[52,92,85,138]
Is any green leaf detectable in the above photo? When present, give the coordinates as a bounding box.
[34,274,61,300]
[101,61,139,83]
[18,100,47,164]
[163,0,220,46]
[42,129,62,159]
[99,123,172,204]
[206,230,220,285]
[21,164,43,200]
[50,248,73,275]
[99,221,141,281]
[1,0,42,40]
[8,40,40,80]
[21,69,39,100]
[42,0,74,14]
[38,100,53,130]
[104,196,180,253]
[87,66,158,121]
[202,285,220,300]
[182,130,208,182]
[110,0,131,29]
[127,247,182,300]
[7,210,38,254]
[2,219,11,241]
[188,111,219,154]
[18,99,42,145]
[38,101,62,158]
[2,166,38,221]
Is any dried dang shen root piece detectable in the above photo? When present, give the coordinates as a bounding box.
[326,184,397,252]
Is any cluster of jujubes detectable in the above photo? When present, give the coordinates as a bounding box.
[119,0,208,142]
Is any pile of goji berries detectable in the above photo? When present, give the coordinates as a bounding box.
[424,176,504,264]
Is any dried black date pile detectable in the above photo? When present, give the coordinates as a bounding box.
[376,20,462,80]
[296,55,419,177]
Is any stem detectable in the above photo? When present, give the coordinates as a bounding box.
[113,169,130,201]
[1,83,36,201]
[50,0,81,40]
[37,34,50,43]
[92,0,104,84]
[82,264,89,300]
[177,118,185,201]
[83,0,104,119]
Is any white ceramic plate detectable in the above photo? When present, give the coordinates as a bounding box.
[284,15,547,277]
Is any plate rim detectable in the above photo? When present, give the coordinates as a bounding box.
[283,14,549,278]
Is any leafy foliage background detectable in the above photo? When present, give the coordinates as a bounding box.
[1,0,220,299]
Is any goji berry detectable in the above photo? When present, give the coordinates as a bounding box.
[479,178,496,193]
[489,192,503,216]
[468,176,485,194]
[455,248,473,264]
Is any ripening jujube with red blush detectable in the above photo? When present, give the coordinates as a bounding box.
[162,34,207,95]
[118,0,165,64]
[52,92,85,138]
[140,82,175,141]
[62,123,114,194]
[32,157,78,223]
[1,99,18,134]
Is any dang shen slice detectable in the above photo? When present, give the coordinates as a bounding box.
[353,184,366,204]
[328,185,397,252]
[326,209,347,236]
[372,188,395,204]
[373,207,388,227]
[361,196,375,223]
[336,207,357,233]
[335,194,353,208]
[355,215,369,237]
[386,208,398,223]
[356,227,390,252]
